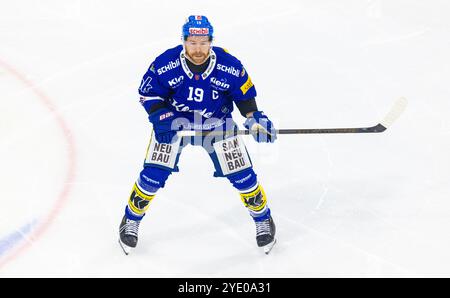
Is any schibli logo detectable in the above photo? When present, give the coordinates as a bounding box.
[189,28,209,35]
[217,64,240,77]
[211,77,230,90]
[168,75,184,87]
[157,59,180,75]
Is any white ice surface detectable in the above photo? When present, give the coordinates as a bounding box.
[1,0,450,277]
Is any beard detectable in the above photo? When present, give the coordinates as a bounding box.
[188,51,209,64]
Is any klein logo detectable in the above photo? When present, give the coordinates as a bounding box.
[211,77,230,90]
[168,75,184,87]
[189,28,209,35]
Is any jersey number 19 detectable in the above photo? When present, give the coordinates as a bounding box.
[187,87,204,102]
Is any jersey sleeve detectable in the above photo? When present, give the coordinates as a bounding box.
[138,62,170,114]
[229,64,257,102]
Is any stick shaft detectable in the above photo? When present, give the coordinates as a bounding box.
[178,123,387,137]
[177,97,407,137]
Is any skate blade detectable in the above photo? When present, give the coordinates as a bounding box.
[118,239,132,255]
[263,239,277,255]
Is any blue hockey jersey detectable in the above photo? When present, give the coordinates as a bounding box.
[138,45,257,130]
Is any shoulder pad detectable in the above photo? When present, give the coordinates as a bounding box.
[213,46,242,66]
[153,45,183,76]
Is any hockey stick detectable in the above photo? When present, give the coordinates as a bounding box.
[178,97,408,137]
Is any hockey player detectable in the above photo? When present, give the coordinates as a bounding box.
[119,15,277,255]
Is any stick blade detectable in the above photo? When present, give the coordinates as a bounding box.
[380,97,408,129]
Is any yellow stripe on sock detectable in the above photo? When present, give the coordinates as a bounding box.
[240,184,267,212]
[128,183,155,215]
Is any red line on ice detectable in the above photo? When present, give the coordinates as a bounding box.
[0,59,77,269]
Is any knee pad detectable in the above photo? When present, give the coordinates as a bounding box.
[137,166,172,193]
[226,168,258,191]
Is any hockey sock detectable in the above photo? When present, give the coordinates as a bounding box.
[126,182,156,218]
[239,183,268,218]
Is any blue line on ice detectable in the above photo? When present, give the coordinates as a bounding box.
[0,220,37,257]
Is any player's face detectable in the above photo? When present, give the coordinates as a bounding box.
[184,35,211,65]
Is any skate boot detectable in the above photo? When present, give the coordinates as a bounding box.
[119,215,141,255]
[255,215,276,254]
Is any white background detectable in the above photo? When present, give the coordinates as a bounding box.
[1,0,450,277]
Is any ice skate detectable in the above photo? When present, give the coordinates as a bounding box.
[255,215,276,255]
[119,215,141,255]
